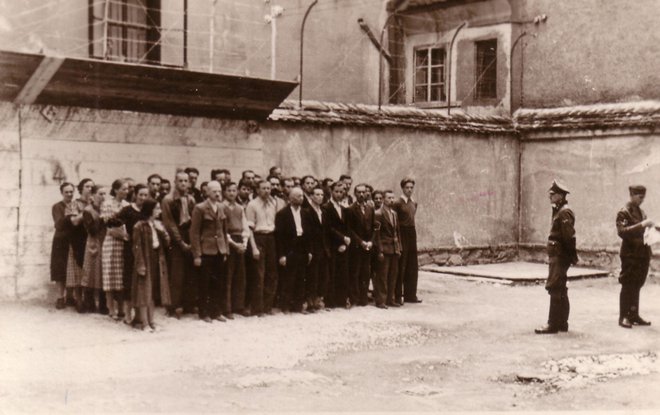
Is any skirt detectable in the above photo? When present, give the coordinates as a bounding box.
[102,235,125,292]
[65,247,84,288]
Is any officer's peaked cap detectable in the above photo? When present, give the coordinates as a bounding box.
[549,179,569,195]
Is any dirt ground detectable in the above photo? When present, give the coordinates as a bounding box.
[1,271,659,413]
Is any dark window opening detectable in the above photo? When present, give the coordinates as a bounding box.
[475,39,497,100]
[413,46,446,103]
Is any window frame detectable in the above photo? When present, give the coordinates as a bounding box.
[474,38,498,101]
[412,44,447,104]
[89,0,161,65]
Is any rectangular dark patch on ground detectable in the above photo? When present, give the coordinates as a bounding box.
[420,261,610,285]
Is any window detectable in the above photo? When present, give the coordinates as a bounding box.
[90,0,161,64]
[413,46,446,103]
[475,39,497,100]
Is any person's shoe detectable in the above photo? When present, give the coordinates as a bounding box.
[225,313,235,320]
[558,324,569,332]
[267,310,276,316]
[534,325,559,334]
[65,297,76,307]
[215,315,227,323]
[55,298,66,310]
[202,316,212,323]
[376,303,388,309]
[387,301,400,308]
[618,317,633,328]
[631,316,651,326]
[98,304,109,315]
[405,297,422,303]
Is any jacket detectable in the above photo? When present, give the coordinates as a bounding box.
[375,206,401,255]
[616,202,652,258]
[190,200,229,258]
[275,205,311,259]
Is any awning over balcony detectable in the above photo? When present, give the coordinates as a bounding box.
[0,50,298,120]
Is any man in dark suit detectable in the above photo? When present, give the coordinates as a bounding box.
[374,190,402,309]
[346,184,375,306]
[323,182,351,308]
[616,185,654,328]
[305,186,332,311]
[190,181,229,323]
[161,171,197,316]
[275,187,312,313]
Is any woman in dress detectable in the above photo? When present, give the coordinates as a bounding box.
[117,184,150,325]
[132,199,171,330]
[101,179,130,320]
[51,182,77,309]
[66,178,94,312]
[81,185,107,312]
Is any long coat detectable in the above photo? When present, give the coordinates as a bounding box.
[51,201,71,283]
[132,220,172,307]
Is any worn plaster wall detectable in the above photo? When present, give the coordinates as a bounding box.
[519,131,660,271]
[14,105,263,300]
[0,103,19,299]
[513,0,660,107]
[2,103,520,300]
[261,123,520,252]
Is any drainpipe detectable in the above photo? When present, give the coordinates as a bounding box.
[509,31,528,115]
[299,0,318,108]
[377,12,400,110]
[447,21,467,116]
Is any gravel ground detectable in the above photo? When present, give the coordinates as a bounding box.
[1,271,659,413]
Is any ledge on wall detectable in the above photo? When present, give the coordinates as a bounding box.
[269,99,514,134]
[514,100,660,134]
[0,50,298,121]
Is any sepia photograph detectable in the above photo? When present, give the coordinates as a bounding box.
[0,0,659,413]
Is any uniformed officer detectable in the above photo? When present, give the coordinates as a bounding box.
[535,180,578,334]
[616,185,654,328]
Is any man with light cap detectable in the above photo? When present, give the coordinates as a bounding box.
[616,185,654,328]
[535,179,578,334]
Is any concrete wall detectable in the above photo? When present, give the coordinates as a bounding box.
[519,129,660,271]
[14,104,263,300]
[513,0,660,107]
[0,103,20,299]
[1,102,519,300]
[261,123,520,251]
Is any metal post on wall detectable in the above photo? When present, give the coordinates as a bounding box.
[447,21,467,116]
[266,4,284,80]
[298,0,318,108]
[183,0,188,68]
[510,31,528,115]
[209,0,217,73]
[377,12,399,111]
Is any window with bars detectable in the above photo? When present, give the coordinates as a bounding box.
[475,39,497,100]
[413,46,446,103]
[90,0,161,64]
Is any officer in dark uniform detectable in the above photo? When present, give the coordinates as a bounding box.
[535,180,578,334]
[616,185,654,328]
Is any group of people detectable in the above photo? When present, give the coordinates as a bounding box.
[50,166,421,330]
[535,180,654,334]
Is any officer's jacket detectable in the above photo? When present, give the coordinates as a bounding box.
[547,201,577,262]
[616,202,651,258]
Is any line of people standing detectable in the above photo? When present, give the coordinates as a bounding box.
[50,166,422,329]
